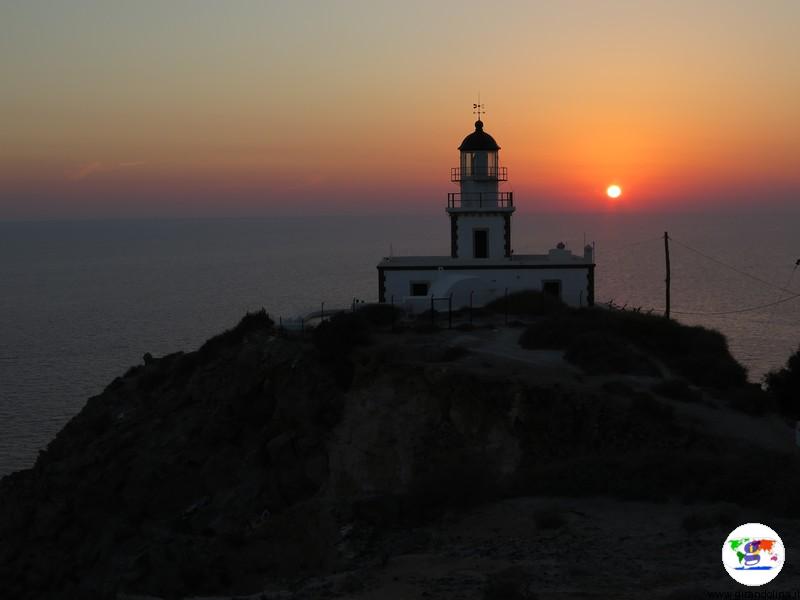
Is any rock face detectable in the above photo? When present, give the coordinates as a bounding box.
[1,312,798,599]
[0,315,346,598]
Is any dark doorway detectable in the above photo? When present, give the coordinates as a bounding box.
[542,280,562,298]
[473,229,488,258]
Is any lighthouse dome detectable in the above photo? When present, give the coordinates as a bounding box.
[458,120,500,152]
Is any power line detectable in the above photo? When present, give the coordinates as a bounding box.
[764,264,800,324]
[616,233,800,317]
[782,265,798,291]
[595,233,798,317]
[668,235,794,295]
[666,235,800,315]
[671,291,800,316]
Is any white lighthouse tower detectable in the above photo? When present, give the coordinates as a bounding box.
[377,107,595,312]
[448,108,513,260]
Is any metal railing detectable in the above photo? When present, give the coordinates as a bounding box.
[447,192,513,208]
[451,166,508,182]
[277,298,385,334]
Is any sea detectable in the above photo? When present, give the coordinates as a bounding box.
[1,212,799,477]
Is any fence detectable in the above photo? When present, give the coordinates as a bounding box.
[273,288,518,337]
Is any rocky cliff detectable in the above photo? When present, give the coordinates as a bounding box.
[2,309,799,599]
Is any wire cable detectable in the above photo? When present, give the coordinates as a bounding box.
[668,235,795,295]
[671,290,800,316]
[765,264,799,323]
[782,264,798,292]
[661,235,800,316]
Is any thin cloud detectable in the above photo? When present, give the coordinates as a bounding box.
[66,161,103,181]
[66,160,145,181]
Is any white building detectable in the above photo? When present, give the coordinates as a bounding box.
[377,116,595,313]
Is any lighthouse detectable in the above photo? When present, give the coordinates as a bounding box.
[377,108,595,312]
[448,117,513,259]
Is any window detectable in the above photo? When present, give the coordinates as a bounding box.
[410,282,429,296]
[473,229,488,258]
[461,152,474,177]
[486,151,498,174]
[542,280,562,298]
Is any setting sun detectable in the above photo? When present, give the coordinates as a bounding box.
[606,185,622,199]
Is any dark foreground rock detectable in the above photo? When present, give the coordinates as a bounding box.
[1,310,799,599]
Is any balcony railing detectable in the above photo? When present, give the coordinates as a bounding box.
[447,192,513,209]
[451,166,508,182]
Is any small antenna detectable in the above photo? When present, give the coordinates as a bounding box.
[473,93,484,121]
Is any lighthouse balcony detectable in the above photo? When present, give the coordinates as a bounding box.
[447,192,513,210]
[450,166,508,182]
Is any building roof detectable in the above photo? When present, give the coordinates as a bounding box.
[458,120,500,152]
[378,253,593,269]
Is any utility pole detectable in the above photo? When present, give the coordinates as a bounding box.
[664,231,671,319]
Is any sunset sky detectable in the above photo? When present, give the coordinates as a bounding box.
[2,0,799,219]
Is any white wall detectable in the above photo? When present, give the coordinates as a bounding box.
[382,267,592,312]
[455,215,506,259]
[460,178,499,198]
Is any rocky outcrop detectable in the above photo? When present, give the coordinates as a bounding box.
[1,311,798,599]
[0,314,345,598]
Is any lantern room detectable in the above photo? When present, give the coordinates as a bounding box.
[455,120,503,180]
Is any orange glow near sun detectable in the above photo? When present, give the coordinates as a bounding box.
[606,184,622,199]
[2,3,800,218]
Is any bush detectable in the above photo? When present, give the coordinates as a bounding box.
[651,379,703,403]
[765,346,800,418]
[196,309,273,361]
[485,290,565,317]
[354,303,403,327]
[312,312,370,360]
[519,307,747,388]
[724,384,773,416]
[630,392,675,424]
[564,331,660,376]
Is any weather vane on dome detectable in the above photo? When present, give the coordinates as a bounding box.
[473,95,485,121]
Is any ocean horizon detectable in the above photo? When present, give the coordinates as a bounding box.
[1,211,799,477]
